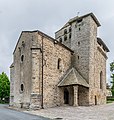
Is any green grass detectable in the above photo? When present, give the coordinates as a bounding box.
[107,97,114,104]
[107,100,113,104]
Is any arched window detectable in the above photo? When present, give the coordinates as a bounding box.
[20,84,24,92]
[64,29,67,34]
[78,55,79,60]
[64,35,67,41]
[78,42,80,46]
[22,41,25,47]
[69,27,72,32]
[69,33,71,39]
[21,55,24,62]
[100,71,103,89]
[57,58,61,69]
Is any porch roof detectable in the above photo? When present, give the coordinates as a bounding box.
[58,68,89,88]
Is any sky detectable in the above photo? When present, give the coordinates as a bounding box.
[0,0,113,84]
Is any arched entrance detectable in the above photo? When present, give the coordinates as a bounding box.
[64,88,69,104]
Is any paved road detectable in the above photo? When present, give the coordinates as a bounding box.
[25,102,114,120]
[0,104,50,120]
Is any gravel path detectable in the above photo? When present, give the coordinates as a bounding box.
[25,103,114,120]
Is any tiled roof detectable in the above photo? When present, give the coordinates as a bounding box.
[58,68,89,87]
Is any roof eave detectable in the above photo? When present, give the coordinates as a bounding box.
[13,30,74,54]
[69,13,101,27]
[97,37,110,52]
[55,13,101,34]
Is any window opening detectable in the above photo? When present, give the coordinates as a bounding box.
[78,56,79,60]
[100,71,103,89]
[77,19,82,23]
[21,55,24,62]
[59,38,62,43]
[21,84,24,92]
[64,29,67,34]
[57,58,61,69]
[78,42,80,46]
[64,35,67,41]
[69,33,71,39]
[69,27,72,32]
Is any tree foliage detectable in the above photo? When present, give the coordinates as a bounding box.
[0,72,10,102]
[110,61,114,96]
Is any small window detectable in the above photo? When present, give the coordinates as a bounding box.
[64,29,67,34]
[78,42,80,46]
[78,56,79,60]
[77,19,82,23]
[57,58,61,69]
[100,71,103,89]
[22,41,25,47]
[21,84,24,92]
[59,38,62,43]
[69,27,72,32]
[64,35,67,41]
[21,55,24,62]
[69,33,71,39]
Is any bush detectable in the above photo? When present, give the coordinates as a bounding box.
[0,72,10,103]
[107,97,114,103]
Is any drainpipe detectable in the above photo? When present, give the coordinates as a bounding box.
[41,35,44,109]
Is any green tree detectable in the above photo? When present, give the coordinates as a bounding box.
[0,72,10,102]
[110,61,114,96]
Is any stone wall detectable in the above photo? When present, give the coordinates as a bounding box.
[33,33,72,108]
[55,14,108,106]
[88,17,107,105]
[11,13,108,109]
[10,64,14,106]
[12,32,33,108]
[78,86,89,106]
[11,31,72,109]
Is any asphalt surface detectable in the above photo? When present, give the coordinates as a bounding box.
[0,104,50,120]
[26,102,114,120]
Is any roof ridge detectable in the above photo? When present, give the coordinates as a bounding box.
[13,30,74,54]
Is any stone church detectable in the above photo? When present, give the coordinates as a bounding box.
[10,13,109,109]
